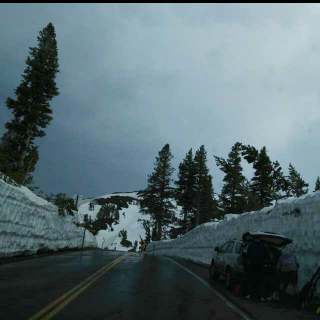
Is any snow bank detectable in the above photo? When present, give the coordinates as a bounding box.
[0,178,97,259]
[146,192,320,296]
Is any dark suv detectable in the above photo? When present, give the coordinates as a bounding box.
[209,231,293,290]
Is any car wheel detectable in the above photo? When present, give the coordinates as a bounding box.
[225,267,233,290]
[209,261,220,280]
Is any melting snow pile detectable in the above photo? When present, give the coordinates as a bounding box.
[0,178,97,259]
[146,192,320,296]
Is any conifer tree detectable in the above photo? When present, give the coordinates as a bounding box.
[139,144,175,240]
[175,148,196,232]
[0,131,21,174]
[286,164,309,197]
[137,218,152,244]
[314,176,320,192]
[45,193,77,217]
[242,145,290,207]
[151,225,158,241]
[193,145,216,227]
[272,160,289,201]
[242,145,274,209]
[75,203,120,236]
[214,142,246,214]
[0,132,39,189]
[1,22,59,184]
[97,204,120,224]
[133,240,138,251]
[241,179,261,212]
[119,229,128,242]
[199,174,218,224]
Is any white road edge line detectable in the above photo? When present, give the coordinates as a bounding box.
[166,257,254,320]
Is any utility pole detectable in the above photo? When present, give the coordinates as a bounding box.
[75,195,79,208]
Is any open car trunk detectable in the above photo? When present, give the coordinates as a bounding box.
[242,231,293,250]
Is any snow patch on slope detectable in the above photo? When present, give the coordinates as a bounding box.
[78,192,149,251]
[78,192,183,251]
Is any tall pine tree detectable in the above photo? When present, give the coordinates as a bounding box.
[193,145,217,227]
[242,145,274,209]
[241,179,261,212]
[175,148,196,232]
[242,145,289,208]
[139,144,175,241]
[0,22,59,184]
[199,174,218,224]
[214,142,246,214]
[271,160,288,201]
[286,164,309,197]
[314,176,320,192]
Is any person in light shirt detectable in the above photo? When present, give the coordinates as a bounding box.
[276,251,300,302]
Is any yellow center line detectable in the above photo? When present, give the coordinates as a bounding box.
[28,253,130,320]
[40,254,128,320]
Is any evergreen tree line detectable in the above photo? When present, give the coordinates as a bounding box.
[139,142,320,244]
[139,143,218,244]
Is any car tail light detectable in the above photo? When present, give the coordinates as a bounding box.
[237,255,243,265]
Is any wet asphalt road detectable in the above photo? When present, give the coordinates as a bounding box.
[0,250,318,320]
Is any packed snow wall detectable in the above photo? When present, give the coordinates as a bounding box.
[146,191,320,296]
[0,178,97,259]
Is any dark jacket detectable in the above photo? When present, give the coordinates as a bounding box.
[246,239,268,268]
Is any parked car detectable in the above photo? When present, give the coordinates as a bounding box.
[209,231,293,290]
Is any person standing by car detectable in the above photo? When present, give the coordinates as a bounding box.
[276,251,300,303]
[245,238,269,301]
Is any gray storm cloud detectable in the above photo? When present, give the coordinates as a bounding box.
[0,3,319,197]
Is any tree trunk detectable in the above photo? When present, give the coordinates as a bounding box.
[196,208,200,226]
[21,150,36,185]
[195,197,200,227]
[183,207,187,232]
[157,211,162,240]
[18,125,33,170]
[231,184,235,214]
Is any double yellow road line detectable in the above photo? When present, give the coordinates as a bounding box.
[28,253,130,320]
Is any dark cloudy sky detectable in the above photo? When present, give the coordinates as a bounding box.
[1,4,320,198]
